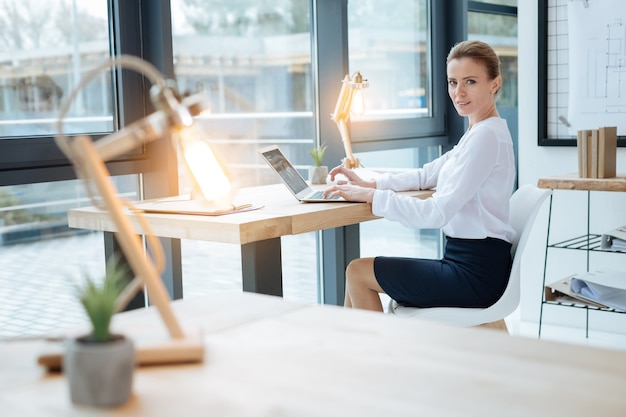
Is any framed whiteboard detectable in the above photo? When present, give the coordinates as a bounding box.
[538,0,626,146]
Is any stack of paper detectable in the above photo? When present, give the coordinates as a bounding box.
[546,269,626,311]
[570,270,626,312]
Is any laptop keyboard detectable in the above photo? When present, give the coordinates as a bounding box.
[309,191,341,200]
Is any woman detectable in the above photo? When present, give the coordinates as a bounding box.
[323,40,516,312]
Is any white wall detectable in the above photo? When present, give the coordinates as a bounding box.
[518,3,626,334]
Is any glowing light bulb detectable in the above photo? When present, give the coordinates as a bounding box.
[350,88,365,115]
[178,126,231,202]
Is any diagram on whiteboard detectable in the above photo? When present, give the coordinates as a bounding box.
[568,0,626,135]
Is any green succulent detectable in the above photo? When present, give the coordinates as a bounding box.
[309,144,328,167]
[76,257,128,343]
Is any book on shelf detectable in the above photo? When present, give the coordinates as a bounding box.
[590,129,598,178]
[577,129,588,178]
[598,126,617,178]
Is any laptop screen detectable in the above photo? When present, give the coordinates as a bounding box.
[260,146,309,195]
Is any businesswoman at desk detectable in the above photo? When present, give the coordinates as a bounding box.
[323,40,516,312]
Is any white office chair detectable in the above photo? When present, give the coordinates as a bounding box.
[388,184,552,332]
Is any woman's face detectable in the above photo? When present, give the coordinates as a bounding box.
[446,57,500,122]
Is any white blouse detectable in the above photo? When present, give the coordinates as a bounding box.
[371,117,516,243]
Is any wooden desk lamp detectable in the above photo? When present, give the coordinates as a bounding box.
[48,55,233,368]
[331,71,369,169]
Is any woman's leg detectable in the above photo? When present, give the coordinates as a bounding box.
[344,257,385,312]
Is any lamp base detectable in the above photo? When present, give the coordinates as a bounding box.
[37,327,204,372]
[342,157,360,169]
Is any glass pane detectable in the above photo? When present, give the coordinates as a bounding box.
[0,1,112,137]
[171,0,317,304]
[347,0,430,121]
[0,176,139,338]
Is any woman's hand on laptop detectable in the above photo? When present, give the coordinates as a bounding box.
[325,166,376,202]
[328,166,376,189]
[323,183,375,203]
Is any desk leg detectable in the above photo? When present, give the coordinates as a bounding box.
[321,225,360,306]
[104,231,145,310]
[241,238,283,296]
[104,232,183,309]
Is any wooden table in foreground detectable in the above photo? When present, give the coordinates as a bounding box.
[2,292,626,416]
[68,184,432,304]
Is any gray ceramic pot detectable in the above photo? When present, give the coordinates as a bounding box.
[308,166,328,184]
[64,335,134,407]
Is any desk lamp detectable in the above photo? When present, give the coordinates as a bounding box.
[53,55,230,365]
[330,71,369,169]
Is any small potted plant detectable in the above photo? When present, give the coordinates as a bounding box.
[308,143,329,184]
[64,257,134,407]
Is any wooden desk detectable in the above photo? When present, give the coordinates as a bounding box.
[2,292,626,416]
[68,184,432,304]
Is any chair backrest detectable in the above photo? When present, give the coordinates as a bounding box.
[493,184,552,315]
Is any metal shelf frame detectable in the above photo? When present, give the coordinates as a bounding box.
[539,191,626,339]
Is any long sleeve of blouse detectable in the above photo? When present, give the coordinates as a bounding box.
[371,117,516,242]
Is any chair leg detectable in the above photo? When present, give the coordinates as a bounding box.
[478,319,508,333]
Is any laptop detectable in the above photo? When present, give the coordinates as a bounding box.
[259,145,345,202]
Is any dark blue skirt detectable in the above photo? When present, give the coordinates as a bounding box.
[374,237,512,308]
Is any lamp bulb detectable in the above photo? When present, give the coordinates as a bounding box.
[350,89,365,115]
[178,126,231,202]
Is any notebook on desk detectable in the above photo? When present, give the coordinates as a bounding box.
[132,197,261,216]
[258,145,347,203]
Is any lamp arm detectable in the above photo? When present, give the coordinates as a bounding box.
[331,74,360,168]
[331,75,352,123]
[336,119,358,168]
